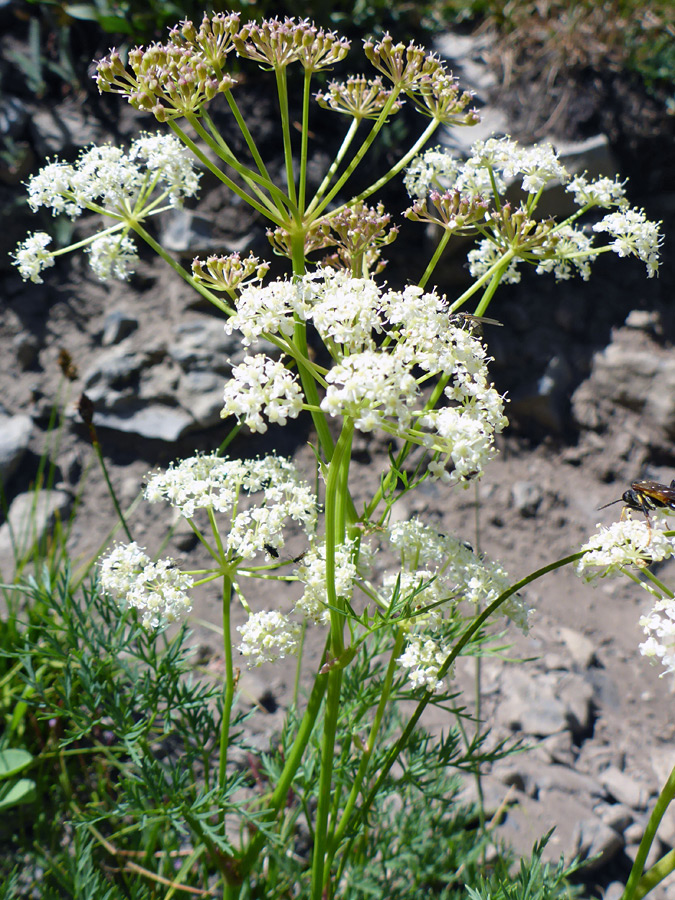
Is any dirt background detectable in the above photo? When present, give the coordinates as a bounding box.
[2,6,675,897]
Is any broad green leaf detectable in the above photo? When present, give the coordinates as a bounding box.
[0,778,36,810]
[0,748,32,779]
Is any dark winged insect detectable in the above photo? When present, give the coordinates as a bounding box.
[599,480,675,523]
[448,313,503,335]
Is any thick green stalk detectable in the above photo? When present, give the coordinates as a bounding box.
[448,248,517,315]
[310,422,353,899]
[218,574,235,800]
[325,627,406,872]
[237,654,330,875]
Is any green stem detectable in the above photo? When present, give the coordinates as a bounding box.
[90,437,134,543]
[237,650,330,875]
[275,66,298,208]
[310,421,353,899]
[448,247,517,315]
[622,763,675,900]
[192,110,292,218]
[311,665,343,900]
[310,112,439,221]
[218,574,235,803]
[325,627,406,869]
[335,550,586,882]
[128,221,233,315]
[418,228,452,290]
[306,117,360,215]
[298,68,312,212]
[169,118,285,223]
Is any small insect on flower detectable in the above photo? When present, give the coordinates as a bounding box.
[448,312,502,336]
[599,480,675,534]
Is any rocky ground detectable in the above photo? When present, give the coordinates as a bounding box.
[2,9,675,898]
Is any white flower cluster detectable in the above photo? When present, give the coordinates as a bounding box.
[223,278,305,344]
[397,636,450,694]
[87,233,139,281]
[387,518,529,631]
[14,134,200,283]
[404,138,661,281]
[237,610,302,666]
[640,599,675,677]
[592,208,663,278]
[222,354,304,432]
[145,454,316,559]
[98,542,193,629]
[404,147,461,199]
[222,270,507,482]
[295,541,360,625]
[576,516,675,581]
[13,232,55,284]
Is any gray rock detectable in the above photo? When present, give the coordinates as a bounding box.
[170,318,241,374]
[0,489,71,572]
[101,311,139,346]
[496,669,568,736]
[12,333,39,370]
[0,96,28,140]
[560,626,597,669]
[573,816,624,872]
[92,401,195,442]
[28,101,102,157]
[603,884,625,900]
[556,673,595,738]
[598,803,633,835]
[161,210,256,257]
[511,481,543,517]
[600,766,650,810]
[0,413,32,484]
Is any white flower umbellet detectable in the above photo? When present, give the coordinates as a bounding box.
[144,454,317,559]
[237,610,302,666]
[99,541,193,629]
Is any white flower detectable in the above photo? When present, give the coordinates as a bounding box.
[237,610,302,666]
[301,269,382,353]
[640,600,675,677]
[145,454,316,559]
[12,232,55,283]
[129,133,201,206]
[397,635,450,694]
[69,144,144,210]
[470,137,568,194]
[87,233,139,281]
[295,541,359,625]
[224,278,308,344]
[404,147,461,199]
[467,239,522,284]
[576,516,675,580]
[567,174,628,209]
[593,208,663,277]
[26,161,81,218]
[321,350,419,432]
[222,354,303,433]
[387,519,529,631]
[535,225,594,281]
[99,542,193,629]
